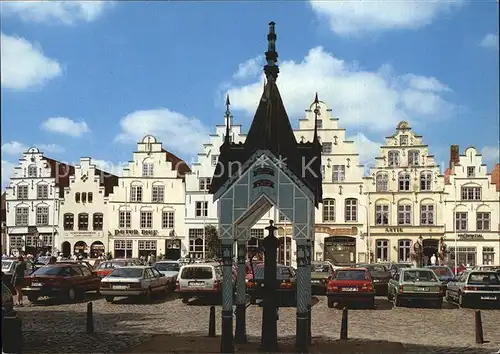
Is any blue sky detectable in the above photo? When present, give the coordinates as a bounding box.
[1,1,499,189]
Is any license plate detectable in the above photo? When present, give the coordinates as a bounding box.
[480,296,497,300]
[188,281,204,287]
[31,282,42,287]
[342,287,358,292]
[113,285,129,290]
[312,280,320,284]
[416,287,429,292]
[373,279,380,283]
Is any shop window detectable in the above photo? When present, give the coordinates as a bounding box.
[376,239,389,262]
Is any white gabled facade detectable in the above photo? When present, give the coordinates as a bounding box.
[364,121,446,264]
[443,146,500,266]
[107,135,189,259]
[58,157,119,258]
[4,147,72,256]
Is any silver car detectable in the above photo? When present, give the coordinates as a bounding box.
[100,266,169,303]
[446,270,500,308]
[154,261,180,290]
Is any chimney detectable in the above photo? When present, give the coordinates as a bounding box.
[449,145,460,169]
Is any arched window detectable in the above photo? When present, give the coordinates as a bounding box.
[397,203,412,225]
[408,150,420,166]
[398,239,412,262]
[78,213,89,230]
[322,199,335,222]
[375,203,390,225]
[88,192,93,203]
[388,151,400,167]
[420,171,432,191]
[81,192,87,203]
[420,203,434,225]
[63,213,74,230]
[376,239,389,262]
[142,158,154,177]
[345,198,358,222]
[75,192,81,203]
[376,173,388,192]
[28,164,37,177]
[398,172,410,191]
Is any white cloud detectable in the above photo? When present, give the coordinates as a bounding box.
[309,0,463,36]
[348,133,381,167]
[1,141,65,156]
[92,159,128,177]
[1,160,16,190]
[481,146,499,165]
[479,33,499,51]
[41,117,91,137]
[226,47,457,132]
[38,144,65,153]
[1,33,62,90]
[114,108,210,158]
[233,55,264,80]
[1,1,112,25]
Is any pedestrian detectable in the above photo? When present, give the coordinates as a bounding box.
[48,256,57,265]
[12,256,26,307]
[430,254,437,266]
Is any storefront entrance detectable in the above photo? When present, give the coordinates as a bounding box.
[423,239,439,265]
[61,241,71,257]
[90,241,105,258]
[165,239,181,260]
[74,241,88,258]
[324,236,356,266]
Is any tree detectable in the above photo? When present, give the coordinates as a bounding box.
[205,225,220,259]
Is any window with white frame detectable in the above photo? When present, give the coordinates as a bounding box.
[332,165,345,183]
[400,135,408,145]
[64,213,74,230]
[376,240,389,262]
[9,236,23,251]
[482,247,495,265]
[322,142,332,154]
[420,204,434,225]
[18,185,28,200]
[37,184,48,199]
[199,178,212,191]
[195,201,208,217]
[322,199,335,222]
[398,172,411,191]
[467,166,475,178]
[278,211,288,222]
[119,211,131,228]
[188,229,204,255]
[130,185,143,202]
[476,212,490,231]
[449,246,476,267]
[461,187,481,201]
[15,207,29,226]
[375,204,389,225]
[28,165,37,177]
[398,239,412,262]
[420,172,432,191]
[345,198,358,222]
[376,173,388,192]
[140,211,153,228]
[142,163,154,177]
[388,151,400,167]
[93,213,103,230]
[152,184,164,203]
[36,206,49,226]
[250,229,264,239]
[162,210,174,229]
[455,212,467,231]
[114,240,133,250]
[408,150,420,166]
[78,213,89,230]
[211,155,218,166]
[398,204,412,225]
[138,240,157,250]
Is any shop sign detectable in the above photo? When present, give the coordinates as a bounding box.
[67,231,101,237]
[278,225,358,236]
[385,227,404,233]
[458,233,484,241]
[112,229,159,236]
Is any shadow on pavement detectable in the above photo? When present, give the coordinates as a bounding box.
[186,296,321,308]
[26,292,102,307]
[110,292,178,305]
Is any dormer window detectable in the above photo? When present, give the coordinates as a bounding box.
[75,192,81,203]
[81,192,87,203]
[400,135,408,146]
[322,142,332,154]
[467,166,475,178]
[315,120,322,130]
[28,165,37,177]
[408,150,420,166]
[388,151,400,167]
[142,163,154,177]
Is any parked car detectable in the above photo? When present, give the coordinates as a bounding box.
[95,260,135,278]
[153,261,180,290]
[310,261,334,295]
[246,264,296,305]
[389,263,412,277]
[446,270,500,308]
[100,266,169,302]
[35,256,52,266]
[2,258,37,287]
[22,263,101,303]
[356,263,390,295]
[388,267,443,308]
[426,266,455,284]
[176,263,233,303]
[326,268,375,309]
[56,259,94,271]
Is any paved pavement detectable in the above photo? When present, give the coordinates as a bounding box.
[14,294,500,353]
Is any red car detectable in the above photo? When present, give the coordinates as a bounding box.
[326,268,375,309]
[95,260,134,278]
[22,263,101,303]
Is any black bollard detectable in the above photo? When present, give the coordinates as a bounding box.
[86,302,94,334]
[475,310,484,344]
[209,305,216,337]
[308,304,312,345]
[340,307,348,340]
[2,313,23,353]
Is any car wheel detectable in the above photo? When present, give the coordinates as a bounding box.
[27,295,39,303]
[445,290,452,302]
[459,293,467,308]
[143,287,152,302]
[394,295,402,307]
[327,297,334,308]
[105,296,114,303]
[182,296,189,304]
[387,289,393,301]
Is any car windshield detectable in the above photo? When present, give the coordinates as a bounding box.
[155,263,180,272]
[430,267,453,277]
[312,264,330,273]
[403,270,438,282]
[109,268,144,278]
[254,266,292,279]
[468,273,500,284]
[181,267,214,280]
[362,265,386,272]
[333,270,369,280]
[32,266,64,276]
[98,262,126,269]
[2,261,14,271]
[393,264,411,270]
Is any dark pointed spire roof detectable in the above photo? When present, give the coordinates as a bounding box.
[210,22,323,206]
